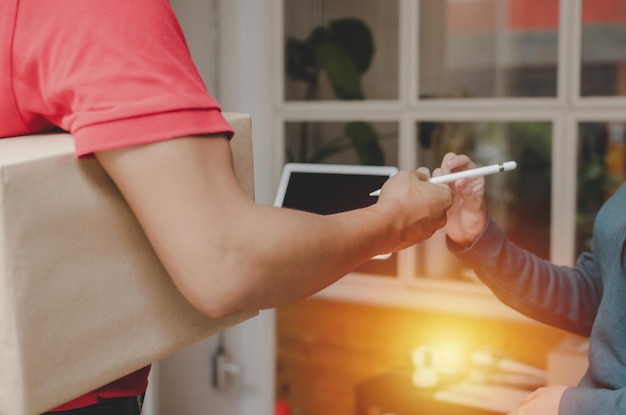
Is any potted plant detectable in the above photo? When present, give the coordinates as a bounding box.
[285,18,385,165]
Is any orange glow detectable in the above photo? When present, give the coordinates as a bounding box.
[411,340,471,389]
[436,342,467,375]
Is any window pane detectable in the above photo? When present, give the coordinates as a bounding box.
[576,122,626,257]
[284,0,399,101]
[580,0,626,97]
[416,121,552,280]
[419,0,559,99]
[284,121,399,166]
[284,121,399,276]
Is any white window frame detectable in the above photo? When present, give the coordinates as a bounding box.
[266,0,626,321]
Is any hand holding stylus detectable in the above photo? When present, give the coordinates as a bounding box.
[438,154,511,246]
[369,161,517,197]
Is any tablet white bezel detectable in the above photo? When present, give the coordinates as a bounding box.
[273,163,398,208]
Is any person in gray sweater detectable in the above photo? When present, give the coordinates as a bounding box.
[437,152,626,415]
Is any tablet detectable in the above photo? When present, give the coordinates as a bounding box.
[273,163,398,259]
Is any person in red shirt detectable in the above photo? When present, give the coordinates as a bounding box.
[1,0,452,413]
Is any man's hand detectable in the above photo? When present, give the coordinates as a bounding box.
[376,169,452,251]
[508,386,567,415]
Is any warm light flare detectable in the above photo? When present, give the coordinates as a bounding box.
[436,342,467,375]
[411,341,470,388]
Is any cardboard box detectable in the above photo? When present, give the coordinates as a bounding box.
[546,335,589,387]
[0,113,258,415]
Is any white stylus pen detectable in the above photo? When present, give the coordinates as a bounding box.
[369,161,517,197]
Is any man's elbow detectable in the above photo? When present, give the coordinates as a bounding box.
[166,248,265,320]
[178,277,255,320]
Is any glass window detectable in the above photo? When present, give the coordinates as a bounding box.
[276,1,626,287]
[580,0,626,97]
[415,121,552,280]
[576,122,626,257]
[284,0,399,101]
[284,120,399,165]
[419,0,559,99]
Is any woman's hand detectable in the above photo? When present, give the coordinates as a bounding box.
[433,152,488,247]
[508,386,566,415]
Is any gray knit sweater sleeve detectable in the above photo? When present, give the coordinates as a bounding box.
[447,220,602,336]
[447,183,626,415]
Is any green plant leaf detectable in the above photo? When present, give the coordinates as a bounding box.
[284,19,381,164]
[285,38,316,83]
[317,41,364,99]
[328,18,374,74]
[345,121,384,165]
[306,26,330,53]
[285,27,328,85]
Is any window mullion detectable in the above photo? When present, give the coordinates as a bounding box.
[404,0,419,106]
[560,0,580,106]
[552,114,577,266]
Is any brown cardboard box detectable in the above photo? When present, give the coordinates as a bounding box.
[0,113,257,415]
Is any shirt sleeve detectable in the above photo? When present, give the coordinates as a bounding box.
[446,218,603,336]
[13,0,233,157]
[560,386,626,415]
